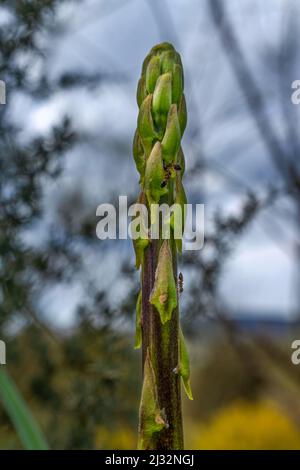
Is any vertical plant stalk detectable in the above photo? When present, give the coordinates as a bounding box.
[132,43,192,450]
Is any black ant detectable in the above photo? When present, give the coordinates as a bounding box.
[177,272,184,295]
[160,162,182,188]
[173,164,182,171]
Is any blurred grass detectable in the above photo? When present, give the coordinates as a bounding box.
[0,368,49,450]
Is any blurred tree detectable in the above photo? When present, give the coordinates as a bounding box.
[0,0,137,330]
[0,319,140,449]
[0,0,77,334]
[0,0,139,449]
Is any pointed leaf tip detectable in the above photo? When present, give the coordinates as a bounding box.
[145,141,168,207]
[137,94,157,157]
[152,73,172,124]
[178,94,187,136]
[133,129,146,182]
[132,193,150,269]
[146,55,161,94]
[150,241,177,324]
[138,350,167,449]
[170,173,187,253]
[134,290,142,349]
[178,328,193,400]
[161,104,181,165]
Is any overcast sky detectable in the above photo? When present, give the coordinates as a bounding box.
[9,0,300,326]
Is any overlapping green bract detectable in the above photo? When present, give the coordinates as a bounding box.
[132,191,150,269]
[134,290,142,349]
[133,42,187,204]
[138,350,168,449]
[150,240,177,324]
[178,329,193,400]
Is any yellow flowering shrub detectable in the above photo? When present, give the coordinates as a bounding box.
[186,400,300,450]
[95,425,136,450]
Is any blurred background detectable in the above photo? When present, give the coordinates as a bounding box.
[1,0,300,449]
